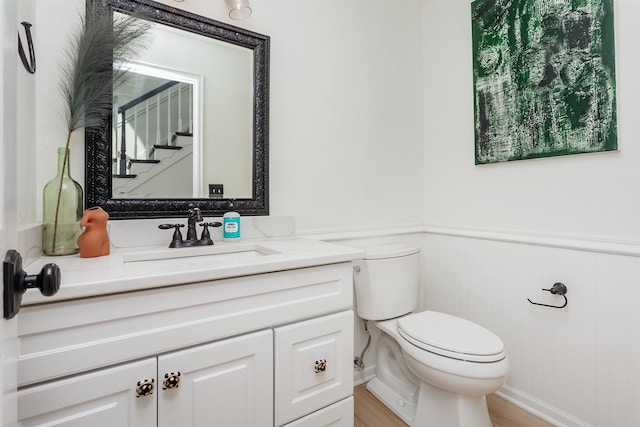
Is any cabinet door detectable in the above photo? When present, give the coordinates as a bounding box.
[274,311,354,426]
[158,329,273,427]
[18,358,157,427]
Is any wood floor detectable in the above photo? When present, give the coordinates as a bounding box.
[354,383,553,427]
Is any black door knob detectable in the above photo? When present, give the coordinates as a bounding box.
[3,249,61,319]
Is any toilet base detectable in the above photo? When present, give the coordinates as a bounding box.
[412,381,493,427]
[366,377,416,425]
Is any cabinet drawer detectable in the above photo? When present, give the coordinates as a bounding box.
[283,397,354,427]
[274,311,353,426]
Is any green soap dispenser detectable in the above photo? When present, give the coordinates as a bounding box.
[223,211,241,241]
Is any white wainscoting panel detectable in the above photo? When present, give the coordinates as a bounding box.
[422,231,640,427]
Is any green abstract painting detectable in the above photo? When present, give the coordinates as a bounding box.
[471,0,617,164]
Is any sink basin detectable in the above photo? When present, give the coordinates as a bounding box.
[122,243,280,266]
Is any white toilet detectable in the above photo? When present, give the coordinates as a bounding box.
[353,246,509,427]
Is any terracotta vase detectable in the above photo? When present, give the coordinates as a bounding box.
[77,206,110,258]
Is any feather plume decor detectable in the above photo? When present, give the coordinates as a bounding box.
[49,0,151,254]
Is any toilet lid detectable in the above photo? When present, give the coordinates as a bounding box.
[397,311,506,363]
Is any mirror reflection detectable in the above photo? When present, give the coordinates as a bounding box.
[113,66,196,198]
[112,15,253,200]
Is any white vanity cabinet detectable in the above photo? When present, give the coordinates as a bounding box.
[18,330,273,427]
[17,261,356,427]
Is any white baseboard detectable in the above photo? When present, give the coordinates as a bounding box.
[353,364,376,387]
[496,384,591,427]
[356,371,590,427]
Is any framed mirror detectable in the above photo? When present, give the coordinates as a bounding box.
[86,0,269,218]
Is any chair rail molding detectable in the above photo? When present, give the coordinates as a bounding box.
[423,224,640,258]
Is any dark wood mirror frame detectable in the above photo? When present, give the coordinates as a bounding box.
[86,0,269,219]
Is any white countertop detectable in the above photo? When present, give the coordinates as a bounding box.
[23,237,365,305]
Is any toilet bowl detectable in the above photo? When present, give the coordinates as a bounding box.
[353,247,509,427]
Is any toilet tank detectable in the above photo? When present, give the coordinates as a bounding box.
[353,246,421,321]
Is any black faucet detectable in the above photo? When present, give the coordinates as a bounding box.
[158,207,222,248]
[186,206,204,241]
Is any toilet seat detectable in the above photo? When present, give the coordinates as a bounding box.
[397,311,506,363]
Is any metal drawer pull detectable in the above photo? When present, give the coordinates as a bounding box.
[163,372,181,390]
[314,359,327,373]
[136,378,155,398]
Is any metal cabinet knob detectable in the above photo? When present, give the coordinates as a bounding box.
[136,379,155,398]
[314,359,327,373]
[163,372,181,390]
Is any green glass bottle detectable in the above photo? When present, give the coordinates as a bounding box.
[42,148,83,256]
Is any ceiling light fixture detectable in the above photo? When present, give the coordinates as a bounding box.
[224,0,252,20]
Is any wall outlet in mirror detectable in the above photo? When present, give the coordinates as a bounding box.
[209,184,224,198]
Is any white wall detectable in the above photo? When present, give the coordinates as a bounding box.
[253,0,425,233]
[18,0,86,227]
[422,0,639,241]
[421,1,640,425]
[20,0,425,235]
